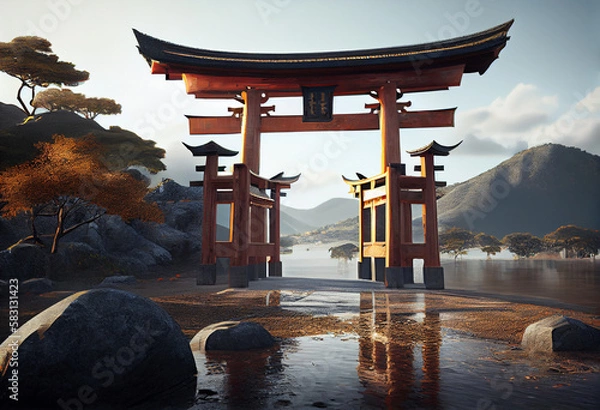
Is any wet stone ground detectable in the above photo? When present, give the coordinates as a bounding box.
[184,290,600,410]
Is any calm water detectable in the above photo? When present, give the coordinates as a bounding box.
[188,293,600,409]
[281,244,600,313]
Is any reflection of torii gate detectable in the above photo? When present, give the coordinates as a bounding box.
[134,20,512,288]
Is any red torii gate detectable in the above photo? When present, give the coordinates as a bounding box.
[134,20,512,288]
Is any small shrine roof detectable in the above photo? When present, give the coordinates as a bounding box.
[182,141,238,157]
[407,140,462,157]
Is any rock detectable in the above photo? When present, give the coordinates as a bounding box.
[132,220,199,259]
[20,278,54,294]
[98,275,137,287]
[50,242,105,279]
[522,315,600,352]
[147,179,203,202]
[0,244,50,281]
[0,289,196,407]
[191,321,275,353]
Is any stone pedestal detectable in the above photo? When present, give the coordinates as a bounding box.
[375,258,386,282]
[403,267,414,284]
[384,267,406,289]
[358,260,371,280]
[256,262,267,279]
[197,264,217,285]
[229,266,249,288]
[269,261,283,277]
[424,267,444,289]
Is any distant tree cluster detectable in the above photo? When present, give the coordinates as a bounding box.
[439,226,600,260]
[32,88,121,119]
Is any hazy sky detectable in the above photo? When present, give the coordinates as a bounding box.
[1,0,599,208]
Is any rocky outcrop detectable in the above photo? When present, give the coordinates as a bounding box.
[0,244,50,281]
[191,321,276,353]
[0,289,196,407]
[522,315,600,352]
[0,180,204,279]
[97,275,137,287]
[20,278,54,295]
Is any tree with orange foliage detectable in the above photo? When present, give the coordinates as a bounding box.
[0,135,163,253]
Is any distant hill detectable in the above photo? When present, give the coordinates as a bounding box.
[292,216,358,243]
[281,198,358,233]
[437,143,600,237]
[0,103,26,129]
[0,108,166,173]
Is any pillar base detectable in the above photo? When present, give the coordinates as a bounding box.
[384,267,406,289]
[375,258,386,282]
[424,267,445,290]
[403,267,415,284]
[197,264,216,285]
[256,262,267,279]
[269,261,282,277]
[229,265,249,288]
[217,257,229,278]
[358,260,371,280]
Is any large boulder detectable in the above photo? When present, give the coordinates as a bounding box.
[20,278,54,295]
[0,244,50,281]
[0,289,196,408]
[522,315,600,352]
[191,321,275,353]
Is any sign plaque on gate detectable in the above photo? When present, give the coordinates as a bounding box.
[301,86,336,122]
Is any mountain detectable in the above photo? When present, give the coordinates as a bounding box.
[281,198,358,234]
[437,143,600,237]
[0,109,166,173]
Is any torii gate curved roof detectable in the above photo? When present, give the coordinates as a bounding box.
[134,20,513,98]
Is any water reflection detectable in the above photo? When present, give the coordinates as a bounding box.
[357,293,442,409]
[202,346,284,409]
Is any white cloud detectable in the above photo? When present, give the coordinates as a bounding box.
[458,83,558,145]
[457,84,600,155]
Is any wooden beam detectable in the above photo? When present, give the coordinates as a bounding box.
[181,65,465,97]
[188,108,455,134]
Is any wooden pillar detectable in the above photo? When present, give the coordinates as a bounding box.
[385,167,402,268]
[201,154,218,265]
[378,82,400,172]
[421,154,440,267]
[230,163,250,287]
[197,154,219,285]
[269,186,282,277]
[241,89,262,173]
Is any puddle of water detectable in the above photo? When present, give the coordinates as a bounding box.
[189,332,599,409]
[127,291,599,409]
